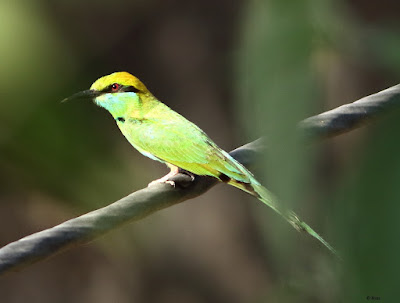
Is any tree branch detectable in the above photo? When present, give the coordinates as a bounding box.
[299,84,400,138]
[1,83,399,275]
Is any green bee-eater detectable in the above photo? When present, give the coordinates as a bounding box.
[64,71,337,256]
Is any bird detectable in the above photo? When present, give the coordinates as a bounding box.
[64,71,337,256]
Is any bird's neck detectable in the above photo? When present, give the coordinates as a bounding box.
[95,92,159,120]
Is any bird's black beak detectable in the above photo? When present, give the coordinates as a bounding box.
[61,89,101,103]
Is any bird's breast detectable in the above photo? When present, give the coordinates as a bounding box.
[116,118,163,162]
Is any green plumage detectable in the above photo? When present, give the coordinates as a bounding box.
[70,71,338,256]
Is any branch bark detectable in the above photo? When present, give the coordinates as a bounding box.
[299,84,400,138]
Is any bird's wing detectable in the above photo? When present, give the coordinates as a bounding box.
[129,117,251,183]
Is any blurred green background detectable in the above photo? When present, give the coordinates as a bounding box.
[1,0,400,302]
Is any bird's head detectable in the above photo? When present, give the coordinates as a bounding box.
[89,71,149,94]
[63,72,151,116]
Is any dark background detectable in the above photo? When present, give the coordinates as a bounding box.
[1,0,400,302]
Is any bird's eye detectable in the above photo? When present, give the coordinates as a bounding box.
[111,83,120,92]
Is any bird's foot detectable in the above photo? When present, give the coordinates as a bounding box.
[148,178,176,187]
[148,168,180,187]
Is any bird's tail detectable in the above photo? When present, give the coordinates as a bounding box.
[227,177,339,257]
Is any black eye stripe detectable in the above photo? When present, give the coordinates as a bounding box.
[100,85,140,93]
[122,86,140,93]
[100,84,118,93]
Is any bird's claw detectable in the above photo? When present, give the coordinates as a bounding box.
[148,179,175,188]
[165,180,176,187]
